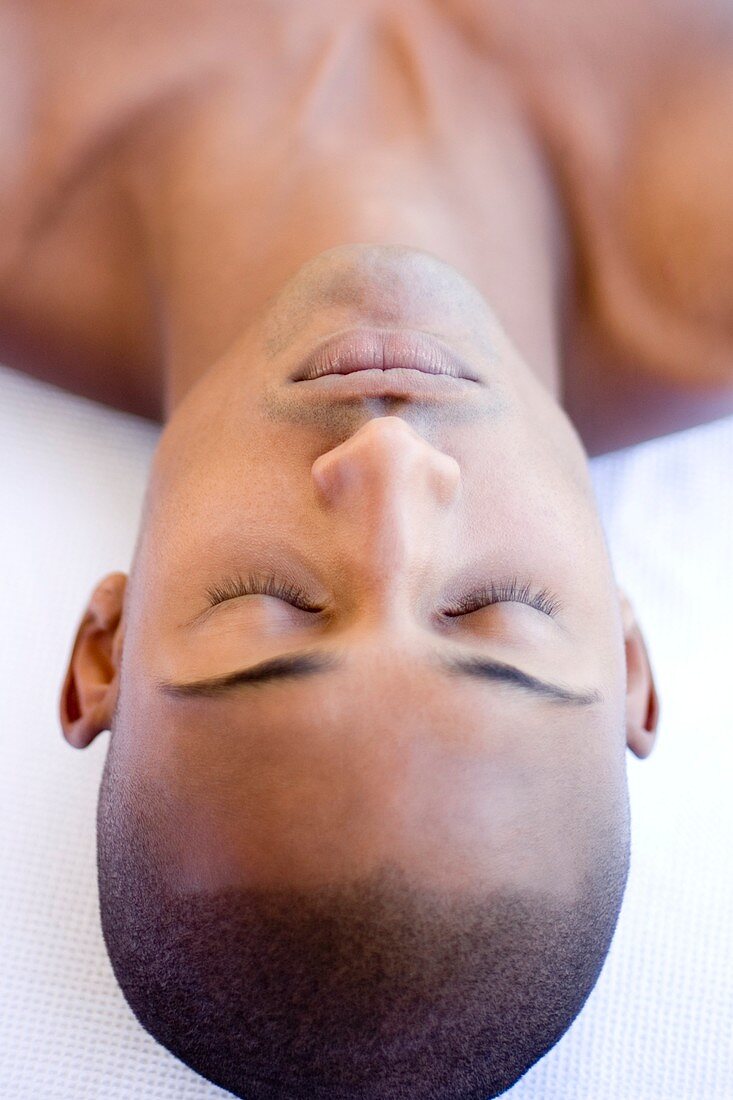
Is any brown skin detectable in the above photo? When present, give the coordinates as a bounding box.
[1,0,732,437]
[61,243,659,903]
[7,0,721,896]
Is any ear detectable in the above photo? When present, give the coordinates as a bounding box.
[60,572,127,750]
[617,587,661,759]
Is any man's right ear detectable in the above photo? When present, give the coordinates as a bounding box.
[59,572,127,749]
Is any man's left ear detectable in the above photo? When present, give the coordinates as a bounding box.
[617,586,661,760]
[59,572,127,750]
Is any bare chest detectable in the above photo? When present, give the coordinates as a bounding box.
[2,0,733,442]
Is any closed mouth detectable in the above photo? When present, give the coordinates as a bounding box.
[290,328,483,384]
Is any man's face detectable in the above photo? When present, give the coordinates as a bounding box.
[114,244,629,902]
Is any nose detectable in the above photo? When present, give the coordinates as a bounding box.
[311,417,461,588]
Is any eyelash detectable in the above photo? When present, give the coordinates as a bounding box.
[205,572,322,612]
[205,572,562,618]
[441,578,562,618]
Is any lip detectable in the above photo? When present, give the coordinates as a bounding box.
[290,328,482,384]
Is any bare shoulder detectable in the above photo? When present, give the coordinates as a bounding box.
[445,0,733,447]
[560,300,733,459]
[0,0,191,419]
[557,50,733,456]
[555,43,733,453]
[509,6,733,450]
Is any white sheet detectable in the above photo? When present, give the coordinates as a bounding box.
[1,362,731,1099]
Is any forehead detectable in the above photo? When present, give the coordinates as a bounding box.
[114,645,618,883]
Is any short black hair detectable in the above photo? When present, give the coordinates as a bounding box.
[97,746,630,1100]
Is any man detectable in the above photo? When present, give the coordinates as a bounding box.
[5,0,731,1095]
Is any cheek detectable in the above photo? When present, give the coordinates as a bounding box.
[460,469,578,568]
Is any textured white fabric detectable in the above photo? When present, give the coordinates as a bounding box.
[1,362,731,1100]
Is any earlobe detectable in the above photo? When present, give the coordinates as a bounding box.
[618,587,661,760]
[59,572,127,750]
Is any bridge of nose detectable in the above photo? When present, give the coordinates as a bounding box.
[309,418,463,603]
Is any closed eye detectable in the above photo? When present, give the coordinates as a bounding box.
[205,572,323,613]
[441,577,562,618]
[204,572,561,619]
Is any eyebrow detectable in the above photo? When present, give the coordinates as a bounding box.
[157,650,603,707]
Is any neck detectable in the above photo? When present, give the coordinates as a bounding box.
[151,14,569,415]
